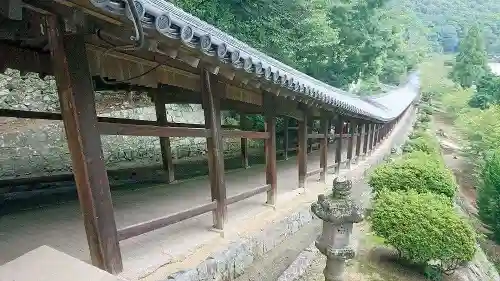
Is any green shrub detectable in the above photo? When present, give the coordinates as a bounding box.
[477,149,500,243]
[372,191,476,272]
[408,129,428,140]
[417,112,431,123]
[413,119,430,130]
[369,151,456,198]
[420,104,434,115]
[402,133,439,155]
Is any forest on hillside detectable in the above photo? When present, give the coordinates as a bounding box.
[175,0,500,91]
[175,0,429,91]
[394,0,500,55]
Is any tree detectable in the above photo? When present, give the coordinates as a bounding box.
[176,0,421,90]
[468,70,500,109]
[372,191,476,273]
[451,25,488,88]
[477,149,500,242]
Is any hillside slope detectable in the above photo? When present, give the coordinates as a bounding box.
[393,0,500,54]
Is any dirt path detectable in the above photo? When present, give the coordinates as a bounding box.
[432,114,478,212]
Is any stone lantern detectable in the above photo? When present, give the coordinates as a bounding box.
[311,177,364,281]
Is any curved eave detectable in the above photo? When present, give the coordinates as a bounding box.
[88,0,419,122]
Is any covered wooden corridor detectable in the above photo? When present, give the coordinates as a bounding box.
[0,0,418,276]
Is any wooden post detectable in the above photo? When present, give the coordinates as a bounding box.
[283,116,289,160]
[362,123,370,158]
[334,117,343,175]
[307,119,313,153]
[264,95,277,205]
[355,122,363,159]
[368,124,375,154]
[46,17,122,273]
[298,110,308,189]
[346,121,355,169]
[372,124,380,149]
[201,69,226,230]
[154,90,175,183]
[319,116,329,182]
[240,114,249,169]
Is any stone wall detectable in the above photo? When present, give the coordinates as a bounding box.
[0,70,251,179]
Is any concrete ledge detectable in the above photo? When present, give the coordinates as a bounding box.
[0,245,124,281]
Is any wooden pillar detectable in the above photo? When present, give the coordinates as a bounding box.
[346,121,355,169]
[376,124,382,144]
[264,95,277,205]
[355,122,363,159]
[334,116,343,174]
[201,69,226,230]
[298,110,308,189]
[373,124,379,149]
[154,91,175,183]
[319,116,329,182]
[240,114,249,169]
[368,123,375,153]
[307,120,313,153]
[283,116,289,160]
[46,17,122,273]
[363,123,370,157]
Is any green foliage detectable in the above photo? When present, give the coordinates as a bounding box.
[424,265,444,281]
[451,26,488,88]
[408,129,429,140]
[457,105,500,166]
[176,0,426,89]
[372,191,476,271]
[468,71,500,109]
[369,151,456,198]
[417,112,431,123]
[402,135,439,155]
[420,104,434,115]
[477,150,500,243]
[391,0,500,55]
[419,55,457,102]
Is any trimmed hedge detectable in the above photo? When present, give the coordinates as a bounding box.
[402,130,439,155]
[371,191,476,271]
[369,151,456,198]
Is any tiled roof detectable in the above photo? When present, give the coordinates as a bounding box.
[89,0,419,121]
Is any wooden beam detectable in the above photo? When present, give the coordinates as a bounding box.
[347,121,356,168]
[298,109,308,189]
[283,116,289,160]
[240,114,249,169]
[46,16,122,273]
[227,184,271,205]
[0,109,239,129]
[222,130,269,139]
[117,202,217,241]
[0,43,52,75]
[98,122,209,137]
[319,116,329,182]
[154,89,175,183]
[334,117,343,175]
[201,69,227,230]
[264,94,277,205]
[308,133,325,139]
[306,168,322,178]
